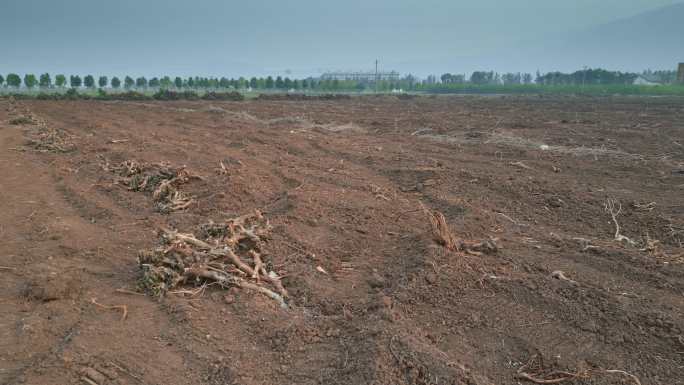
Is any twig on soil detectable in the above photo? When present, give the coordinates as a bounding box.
[496,212,521,226]
[0,266,17,271]
[604,369,642,385]
[81,377,98,385]
[633,201,656,212]
[550,270,577,284]
[510,161,532,170]
[573,237,600,251]
[516,371,583,384]
[604,198,636,246]
[108,361,145,384]
[90,298,128,320]
[115,288,145,296]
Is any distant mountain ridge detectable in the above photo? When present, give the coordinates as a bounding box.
[416,2,684,75]
[550,2,684,71]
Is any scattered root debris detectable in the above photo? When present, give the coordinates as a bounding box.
[9,115,36,125]
[24,118,75,153]
[421,202,498,255]
[8,102,74,152]
[515,354,642,385]
[101,158,200,213]
[604,198,636,246]
[632,201,656,212]
[138,210,288,308]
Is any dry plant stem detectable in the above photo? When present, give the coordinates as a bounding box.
[91,298,128,320]
[192,235,289,298]
[604,199,636,245]
[250,250,263,282]
[236,278,288,309]
[510,161,532,170]
[81,377,98,385]
[163,229,215,249]
[515,372,579,384]
[604,370,642,385]
[115,288,144,296]
[184,267,287,308]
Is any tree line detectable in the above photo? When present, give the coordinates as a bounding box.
[1,68,680,93]
[435,68,680,86]
[0,73,375,91]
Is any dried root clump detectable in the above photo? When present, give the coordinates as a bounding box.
[138,210,288,308]
[102,159,199,213]
[421,203,498,255]
[24,116,75,153]
[9,115,36,125]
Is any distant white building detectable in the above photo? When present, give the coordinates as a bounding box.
[633,76,660,86]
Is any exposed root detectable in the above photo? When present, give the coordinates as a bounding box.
[422,203,458,250]
[421,202,498,255]
[604,370,642,385]
[139,211,288,308]
[516,354,589,384]
[604,198,636,246]
[90,298,128,321]
[100,158,200,213]
[516,354,642,385]
[550,270,577,284]
[510,161,532,170]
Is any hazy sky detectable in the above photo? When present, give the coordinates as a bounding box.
[1,0,680,78]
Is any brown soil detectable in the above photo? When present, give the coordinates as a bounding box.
[1,95,683,385]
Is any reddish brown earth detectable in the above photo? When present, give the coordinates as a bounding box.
[1,95,683,385]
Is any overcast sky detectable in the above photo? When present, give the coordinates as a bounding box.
[1,0,680,78]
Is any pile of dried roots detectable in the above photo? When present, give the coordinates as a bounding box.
[137,210,289,308]
[102,159,198,213]
[20,113,74,153]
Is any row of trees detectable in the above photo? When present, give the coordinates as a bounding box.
[1,68,680,92]
[0,73,389,91]
[435,69,657,86]
[534,69,638,86]
[439,72,535,85]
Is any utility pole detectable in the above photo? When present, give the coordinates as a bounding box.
[375,59,379,94]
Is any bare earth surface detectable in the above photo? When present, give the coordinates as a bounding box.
[1,95,683,385]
